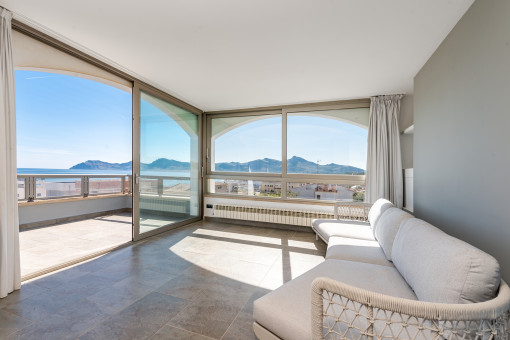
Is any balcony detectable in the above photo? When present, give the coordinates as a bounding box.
[17,173,194,279]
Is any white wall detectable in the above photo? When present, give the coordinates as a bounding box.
[19,195,132,226]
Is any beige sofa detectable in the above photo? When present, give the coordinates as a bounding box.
[253,199,510,339]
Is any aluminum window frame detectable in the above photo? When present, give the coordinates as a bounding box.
[205,101,369,203]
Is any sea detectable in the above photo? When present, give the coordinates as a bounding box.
[16,168,191,183]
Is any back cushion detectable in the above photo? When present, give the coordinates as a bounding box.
[374,208,413,260]
[392,218,500,304]
[368,199,393,231]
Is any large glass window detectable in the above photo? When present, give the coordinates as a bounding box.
[208,179,282,197]
[211,115,281,173]
[207,106,369,202]
[138,91,200,234]
[287,109,368,175]
[287,182,365,201]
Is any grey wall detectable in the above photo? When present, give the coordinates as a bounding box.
[414,0,510,280]
[399,94,414,169]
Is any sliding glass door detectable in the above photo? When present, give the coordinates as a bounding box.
[133,84,201,240]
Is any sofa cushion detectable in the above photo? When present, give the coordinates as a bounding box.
[392,218,501,304]
[326,236,393,267]
[253,259,417,340]
[374,207,413,260]
[311,219,374,243]
[367,198,393,231]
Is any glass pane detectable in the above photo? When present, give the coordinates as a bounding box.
[38,178,81,198]
[17,179,25,200]
[208,179,281,197]
[211,115,281,173]
[140,177,158,195]
[163,178,190,197]
[89,178,122,195]
[287,108,368,174]
[287,182,365,201]
[139,91,200,234]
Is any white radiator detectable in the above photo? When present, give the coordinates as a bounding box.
[214,204,330,226]
[213,203,370,227]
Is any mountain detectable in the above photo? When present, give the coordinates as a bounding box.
[70,158,190,171]
[70,160,132,170]
[141,158,190,171]
[215,158,281,172]
[70,156,364,174]
[287,156,365,174]
[216,156,364,174]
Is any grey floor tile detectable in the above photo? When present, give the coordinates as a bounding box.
[114,268,175,289]
[156,275,210,301]
[6,219,327,339]
[12,300,113,340]
[116,292,189,327]
[3,289,85,322]
[0,282,48,310]
[0,310,33,338]
[169,289,249,339]
[221,310,257,340]
[87,273,166,311]
[78,313,161,340]
[149,325,213,340]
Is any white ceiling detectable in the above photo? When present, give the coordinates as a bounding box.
[1,0,474,111]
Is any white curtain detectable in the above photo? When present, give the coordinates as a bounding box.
[366,95,404,208]
[0,7,21,298]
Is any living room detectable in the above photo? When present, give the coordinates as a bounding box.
[0,0,509,339]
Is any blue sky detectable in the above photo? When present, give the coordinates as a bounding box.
[214,116,368,169]
[16,70,367,170]
[139,98,195,164]
[16,70,132,169]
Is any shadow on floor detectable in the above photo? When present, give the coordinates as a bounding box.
[1,219,326,339]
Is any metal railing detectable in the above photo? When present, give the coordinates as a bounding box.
[139,175,191,198]
[17,174,132,202]
[17,174,193,202]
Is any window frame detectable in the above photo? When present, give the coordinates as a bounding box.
[205,101,369,203]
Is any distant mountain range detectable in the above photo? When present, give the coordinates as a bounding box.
[70,156,365,175]
[70,159,191,171]
[70,160,133,170]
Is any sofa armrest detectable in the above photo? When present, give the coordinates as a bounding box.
[333,202,372,221]
[311,277,510,340]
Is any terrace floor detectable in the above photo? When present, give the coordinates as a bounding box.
[20,213,133,278]
[2,219,326,339]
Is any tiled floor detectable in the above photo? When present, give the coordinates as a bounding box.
[2,220,326,339]
[20,213,133,278]
[139,213,192,234]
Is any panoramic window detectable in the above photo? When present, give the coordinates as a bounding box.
[138,91,200,234]
[210,115,281,173]
[207,107,369,201]
[208,179,282,197]
[287,109,368,175]
[16,70,132,197]
[15,69,132,278]
[287,182,365,202]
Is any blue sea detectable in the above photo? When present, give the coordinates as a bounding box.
[17,168,191,183]
[17,168,131,175]
[17,168,190,176]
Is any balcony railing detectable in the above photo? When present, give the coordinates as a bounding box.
[17,174,193,202]
[139,175,191,198]
[17,174,132,202]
